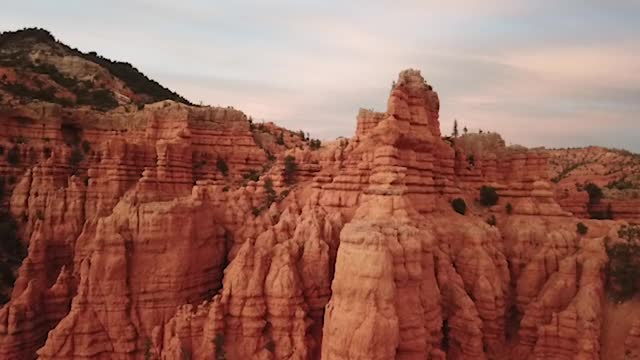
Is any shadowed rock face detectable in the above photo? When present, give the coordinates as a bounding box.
[0,38,637,360]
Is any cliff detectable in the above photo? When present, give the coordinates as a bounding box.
[0,29,637,360]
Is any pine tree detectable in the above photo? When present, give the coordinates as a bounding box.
[463,126,468,134]
[276,132,285,145]
[452,119,459,138]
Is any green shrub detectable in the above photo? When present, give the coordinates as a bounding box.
[213,333,226,360]
[552,162,587,183]
[606,178,635,191]
[81,140,91,153]
[266,152,276,162]
[284,155,297,185]
[279,189,290,201]
[216,158,229,176]
[486,215,497,226]
[585,182,603,204]
[479,186,499,207]
[506,203,513,215]
[32,63,79,89]
[605,225,640,302]
[144,337,152,360]
[451,198,466,215]
[264,178,276,206]
[276,132,285,145]
[466,154,475,167]
[70,147,83,165]
[2,82,71,106]
[265,340,275,353]
[243,169,260,182]
[309,139,321,150]
[76,88,118,111]
[69,146,84,173]
[80,50,192,105]
[6,146,19,165]
[577,222,588,235]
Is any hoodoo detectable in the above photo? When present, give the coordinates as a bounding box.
[0,29,638,360]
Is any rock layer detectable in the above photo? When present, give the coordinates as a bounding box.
[0,66,632,360]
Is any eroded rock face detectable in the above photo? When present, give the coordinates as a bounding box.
[546,146,640,222]
[37,188,227,359]
[0,68,634,360]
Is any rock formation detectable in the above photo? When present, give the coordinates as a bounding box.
[546,146,640,222]
[0,28,638,360]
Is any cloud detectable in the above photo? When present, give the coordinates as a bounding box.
[502,45,640,88]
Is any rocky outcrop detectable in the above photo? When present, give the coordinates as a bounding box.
[0,97,284,359]
[0,61,632,360]
[0,268,72,360]
[321,158,444,359]
[157,200,343,360]
[555,187,589,218]
[513,239,607,359]
[37,185,227,359]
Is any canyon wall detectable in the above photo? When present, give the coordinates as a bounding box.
[0,69,636,360]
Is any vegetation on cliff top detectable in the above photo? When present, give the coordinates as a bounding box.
[0,28,192,108]
[548,146,640,200]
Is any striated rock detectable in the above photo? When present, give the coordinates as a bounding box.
[322,195,443,359]
[37,186,227,359]
[0,267,72,360]
[158,202,343,360]
[530,238,607,360]
[0,54,634,360]
[546,146,640,222]
[626,318,640,360]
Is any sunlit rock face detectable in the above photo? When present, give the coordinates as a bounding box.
[0,65,634,360]
[546,146,640,223]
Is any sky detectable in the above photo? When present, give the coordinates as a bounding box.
[2,0,639,151]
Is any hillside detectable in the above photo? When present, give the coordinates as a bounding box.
[0,28,316,308]
[547,146,640,200]
[0,28,191,110]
